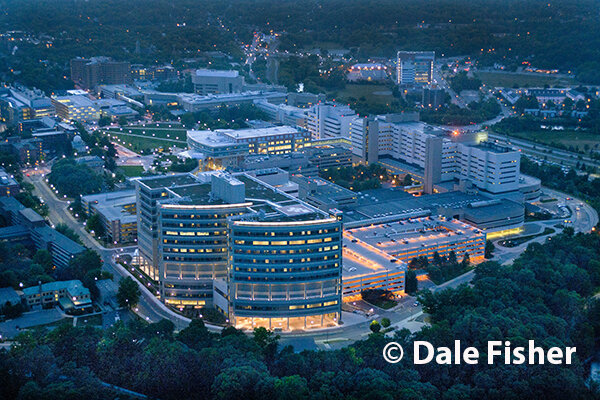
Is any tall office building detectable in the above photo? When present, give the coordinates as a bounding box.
[134,171,342,330]
[397,51,435,85]
[70,57,132,89]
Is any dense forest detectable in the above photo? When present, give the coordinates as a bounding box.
[2,231,600,399]
[1,0,600,90]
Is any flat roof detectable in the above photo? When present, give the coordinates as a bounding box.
[33,226,85,254]
[194,69,239,78]
[186,130,239,147]
[345,189,489,222]
[137,173,199,189]
[139,171,330,223]
[221,125,301,140]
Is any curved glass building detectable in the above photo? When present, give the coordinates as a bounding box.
[134,171,342,330]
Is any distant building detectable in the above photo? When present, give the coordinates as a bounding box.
[0,168,19,197]
[253,100,308,128]
[143,91,286,113]
[93,98,138,121]
[131,64,177,82]
[0,84,54,126]
[70,57,132,89]
[191,69,244,95]
[32,131,71,156]
[293,174,357,211]
[51,95,101,123]
[10,138,43,166]
[346,63,388,82]
[422,86,445,109]
[397,51,435,85]
[186,125,310,170]
[287,92,326,108]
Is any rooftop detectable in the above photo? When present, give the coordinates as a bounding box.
[53,95,96,108]
[136,173,199,190]
[194,69,239,78]
[22,280,90,297]
[221,125,301,140]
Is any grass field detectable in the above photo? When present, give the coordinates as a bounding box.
[117,165,145,177]
[477,71,575,88]
[100,124,187,153]
[102,131,185,152]
[105,124,187,141]
[496,129,600,151]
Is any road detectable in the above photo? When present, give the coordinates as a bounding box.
[25,174,194,331]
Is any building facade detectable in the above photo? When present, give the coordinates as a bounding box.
[51,95,101,123]
[71,57,132,89]
[306,103,357,140]
[397,51,435,85]
[134,172,343,330]
[191,69,244,95]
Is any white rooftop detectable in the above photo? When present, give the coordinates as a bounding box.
[195,69,239,78]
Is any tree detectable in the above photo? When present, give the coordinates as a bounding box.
[32,250,53,274]
[380,317,391,328]
[405,269,418,295]
[485,240,495,259]
[253,327,279,361]
[461,253,471,269]
[116,277,141,309]
[274,375,309,400]
[402,174,413,186]
[86,214,105,238]
[177,319,213,349]
[369,320,381,333]
[98,116,111,127]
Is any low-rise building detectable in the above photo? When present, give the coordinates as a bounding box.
[293,175,357,211]
[344,216,485,265]
[0,84,54,126]
[186,125,310,170]
[51,95,101,123]
[0,168,19,197]
[22,280,92,313]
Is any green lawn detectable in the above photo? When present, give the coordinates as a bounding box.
[117,165,145,177]
[105,125,187,141]
[476,71,575,88]
[100,131,186,153]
